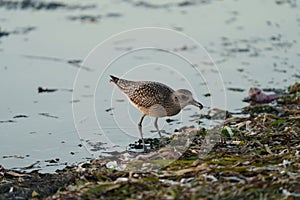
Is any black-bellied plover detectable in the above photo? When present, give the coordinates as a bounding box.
[110,75,203,149]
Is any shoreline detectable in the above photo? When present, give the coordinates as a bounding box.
[1,83,299,199]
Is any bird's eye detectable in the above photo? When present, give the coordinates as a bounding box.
[174,96,179,102]
[181,95,188,100]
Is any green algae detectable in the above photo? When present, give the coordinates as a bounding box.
[1,83,300,200]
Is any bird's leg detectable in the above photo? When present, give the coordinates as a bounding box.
[154,117,162,139]
[138,115,146,150]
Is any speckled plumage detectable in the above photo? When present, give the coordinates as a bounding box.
[112,77,181,117]
[110,75,203,150]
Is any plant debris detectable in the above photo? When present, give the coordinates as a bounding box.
[243,87,281,103]
[0,82,299,199]
[0,0,95,11]
[38,87,58,93]
[0,29,9,38]
[13,115,29,119]
[38,113,59,119]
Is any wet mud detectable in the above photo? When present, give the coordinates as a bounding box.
[1,82,299,199]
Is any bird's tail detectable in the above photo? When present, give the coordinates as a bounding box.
[110,75,119,84]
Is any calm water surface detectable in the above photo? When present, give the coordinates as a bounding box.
[0,0,299,172]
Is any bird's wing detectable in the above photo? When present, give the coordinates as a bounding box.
[126,82,174,109]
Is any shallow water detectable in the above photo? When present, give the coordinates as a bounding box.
[0,0,299,172]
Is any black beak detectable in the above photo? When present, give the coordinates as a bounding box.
[191,99,204,110]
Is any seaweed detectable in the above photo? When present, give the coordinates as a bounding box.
[1,83,299,199]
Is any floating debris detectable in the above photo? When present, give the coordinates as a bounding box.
[2,155,26,159]
[105,108,114,112]
[165,118,177,123]
[203,93,211,97]
[87,141,107,152]
[38,87,72,93]
[0,29,9,37]
[0,0,95,10]
[243,87,279,103]
[38,87,58,93]
[227,87,244,92]
[45,158,60,164]
[13,114,29,119]
[127,138,162,152]
[106,13,122,18]
[68,15,101,23]
[0,119,16,123]
[23,55,92,71]
[38,113,59,119]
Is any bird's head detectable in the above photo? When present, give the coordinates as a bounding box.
[173,89,203,109]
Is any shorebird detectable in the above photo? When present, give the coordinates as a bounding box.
[110,75,203,149]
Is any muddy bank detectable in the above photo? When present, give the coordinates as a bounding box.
[0,166,75,199]
[0,82,299,199]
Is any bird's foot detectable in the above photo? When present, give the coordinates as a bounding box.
[143,145,148,152]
